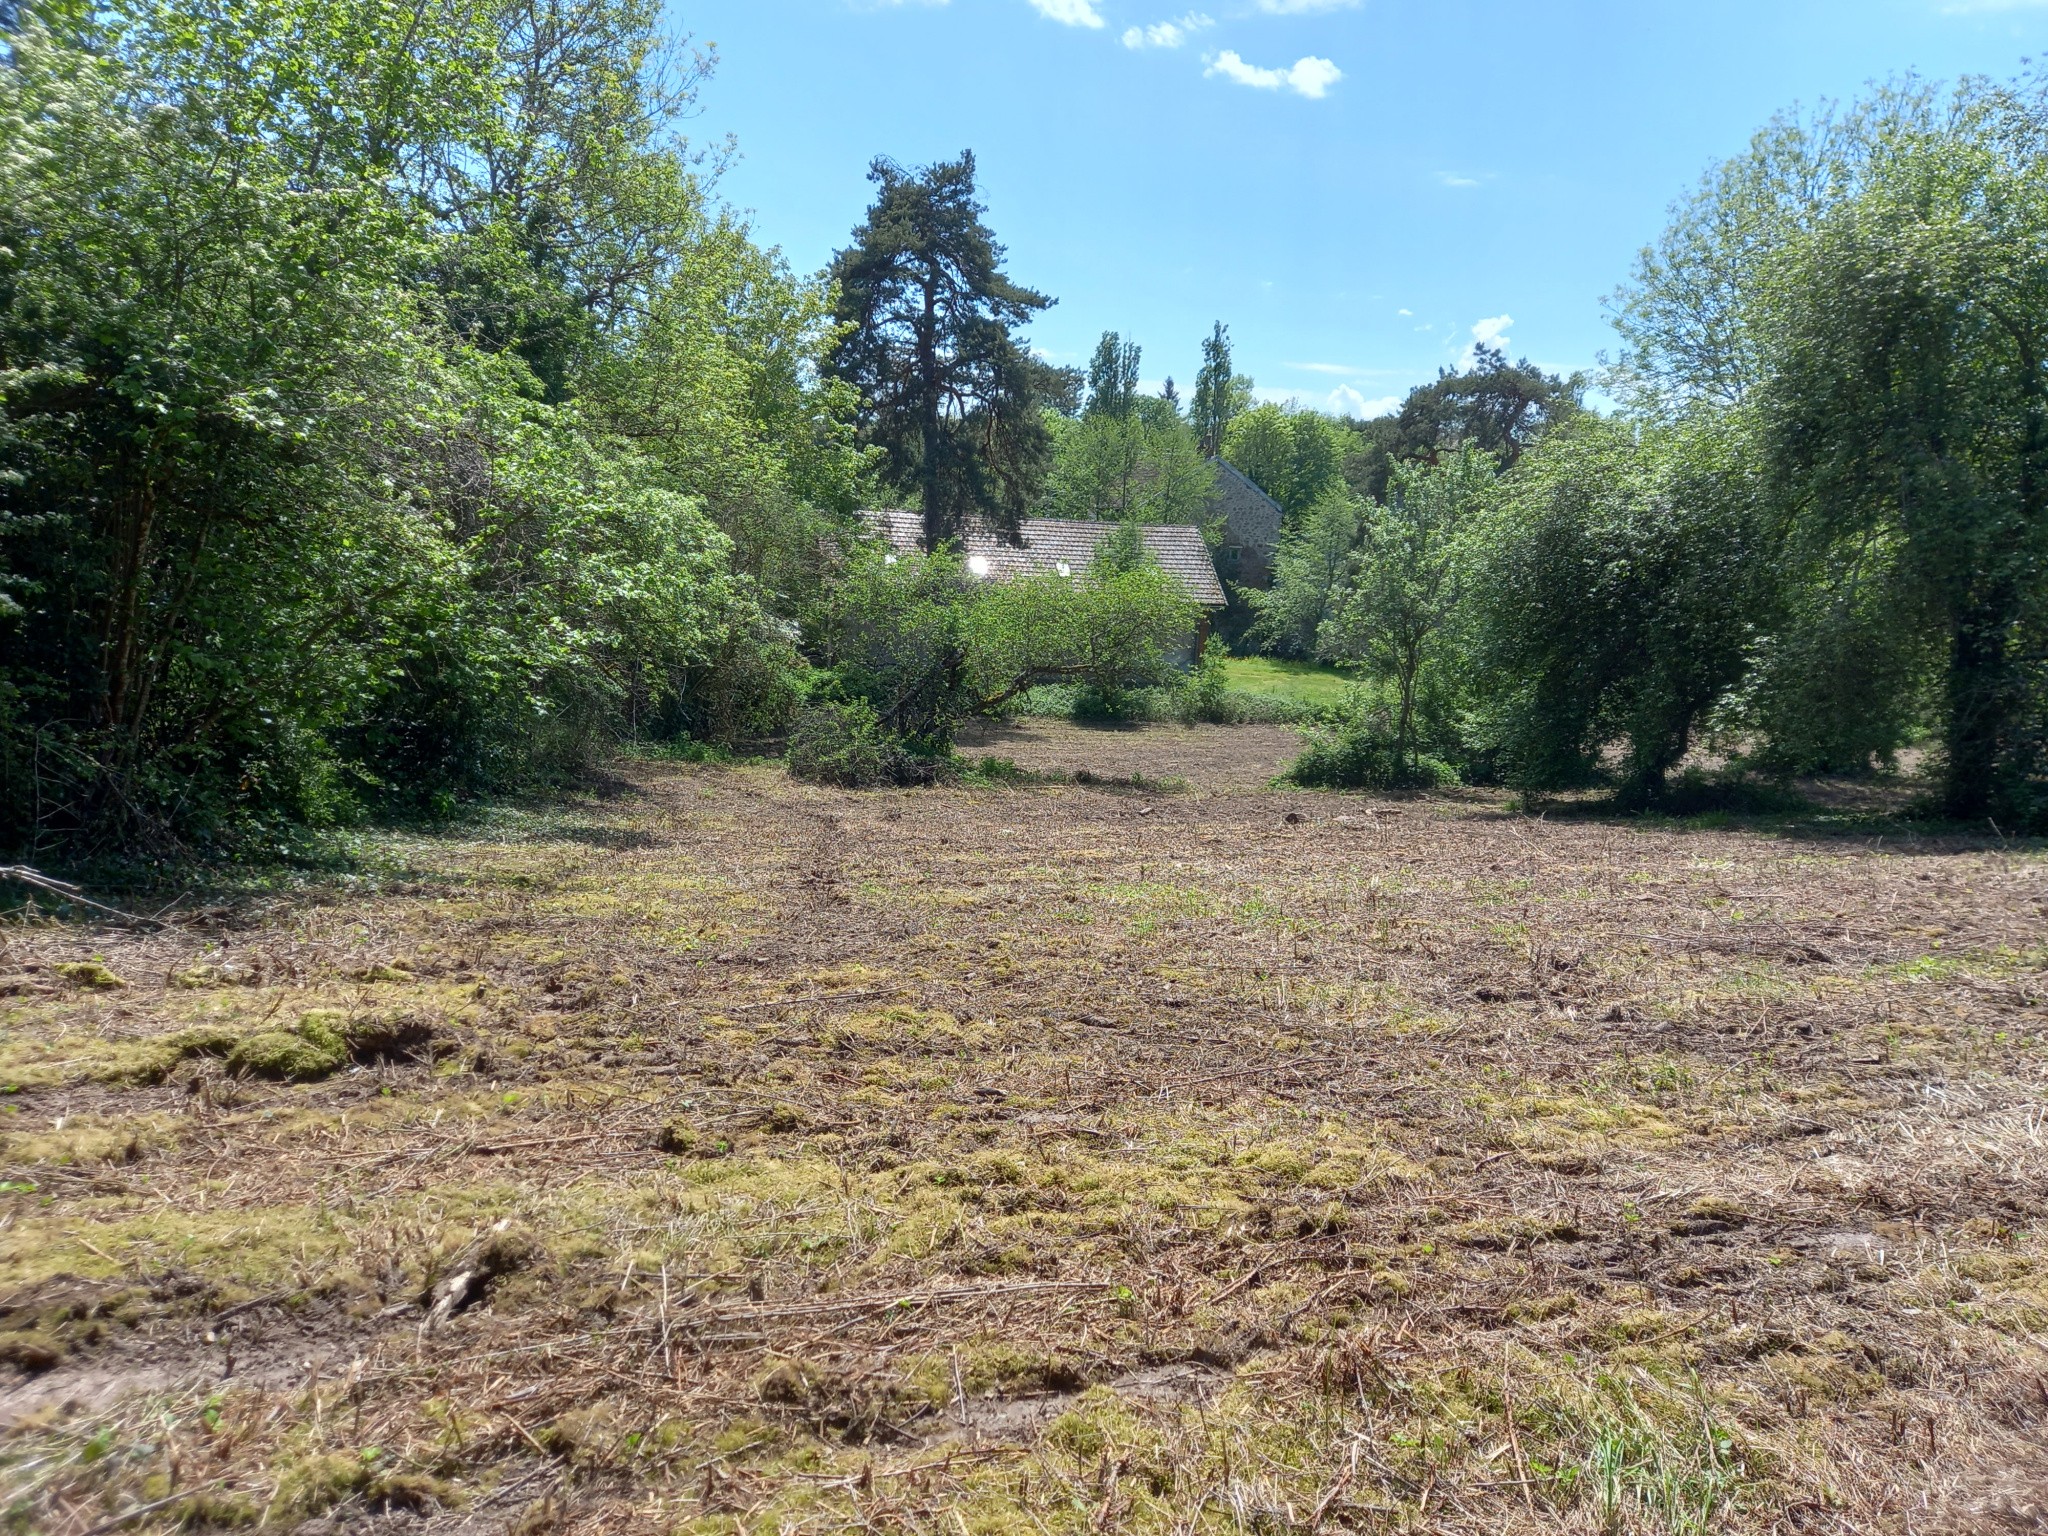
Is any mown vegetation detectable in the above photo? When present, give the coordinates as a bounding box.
[1,739,2044,1534]
[2,6,2046,1532]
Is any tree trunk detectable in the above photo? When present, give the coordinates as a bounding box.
[1942,585,2017,822]
[918,264,946,553]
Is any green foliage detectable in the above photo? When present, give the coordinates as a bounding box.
[784,700,931,789]
[1615,74,2048,821]
[1191,322,1253,458]
[1732,544,1935,775]
[0,0,852,858]
[828,153,1057,550]
[1469,418,1773,806]
[806,537,1200,766]
[812,551,976,755]
[1221,404,1348,517]
[1169,651,1235,724]
[963,554,1198,712]
[1287,688,1460,791]
[1752,94,2048,820]
[1244,494,1365,658]
[1084,332,1143,420]
[661,614,809,748]
[1319,449,1496,767]
[1344,348,1582,501]
[1040,402,1216,529]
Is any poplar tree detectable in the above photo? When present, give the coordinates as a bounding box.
[1191,321,1250,457]
[1085,331,1141,419]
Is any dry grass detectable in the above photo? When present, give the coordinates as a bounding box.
[2,722,2045,1535]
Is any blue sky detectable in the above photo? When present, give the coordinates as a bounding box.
[679,0,2048,416]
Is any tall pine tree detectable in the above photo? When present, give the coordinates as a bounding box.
[830,153,1055,550]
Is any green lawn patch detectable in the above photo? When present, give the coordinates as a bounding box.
[1217,657,1360,707]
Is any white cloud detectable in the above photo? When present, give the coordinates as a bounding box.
[1028,0,1105,26]
[1327,385,1399,418]
[1396,308,1412,317]
[1437,172,1481,188]
[1205,49,1343,99]
[1288,361,1362,376]
[1122,12,1214,47]
[1255,0,1361,12]
[1463,313,1513,365]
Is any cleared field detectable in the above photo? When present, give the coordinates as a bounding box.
[2,730,2045,1535]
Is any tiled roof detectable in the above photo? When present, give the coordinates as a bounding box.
[861,511,1226,608]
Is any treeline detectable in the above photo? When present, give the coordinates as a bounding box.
[1244,77,2048,826]
[0,8,1209,856]
[4,0,2042,854]
[0,0,871,859]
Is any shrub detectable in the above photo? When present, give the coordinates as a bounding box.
[784,700,947,789]
[1287,693,1460,791]
[786,701,895,787]
[1168,652,1239,724]
[816,552,976,755]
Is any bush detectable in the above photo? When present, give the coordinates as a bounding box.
[661,614,809,749]
[1287,693,1460,791]
[784,700,946,789]
[785,701,894,787]
[1168,652,1237,724]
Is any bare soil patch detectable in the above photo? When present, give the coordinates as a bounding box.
[2,726,2045,1534]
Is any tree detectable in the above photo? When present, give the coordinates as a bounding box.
[1191,322,1252,456]
[829,153,1056,552]
[0,0,839,855]
[1041,394,1216,529]
[1343,349,1581,501]
[1609,91,1915,412]
[1470,419,1773,807]
[813,544,1198,752]
[413,0,720,402]
[1244,493,1364,658]
[1320,449,1494,768]
[1085,331,1141,419]
[1615,75,2048,819]
[1222,403,1346,516]
[1754,104,2048,820]
[965,557,1198,713]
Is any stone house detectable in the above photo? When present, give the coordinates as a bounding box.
[1205,460,1285,590]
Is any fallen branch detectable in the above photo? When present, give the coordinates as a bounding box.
[0,866,162,928]
[78,1480,229,1536]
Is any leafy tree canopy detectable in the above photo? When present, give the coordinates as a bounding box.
[1221,403,1347,517]
[1344,348,1582,501]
